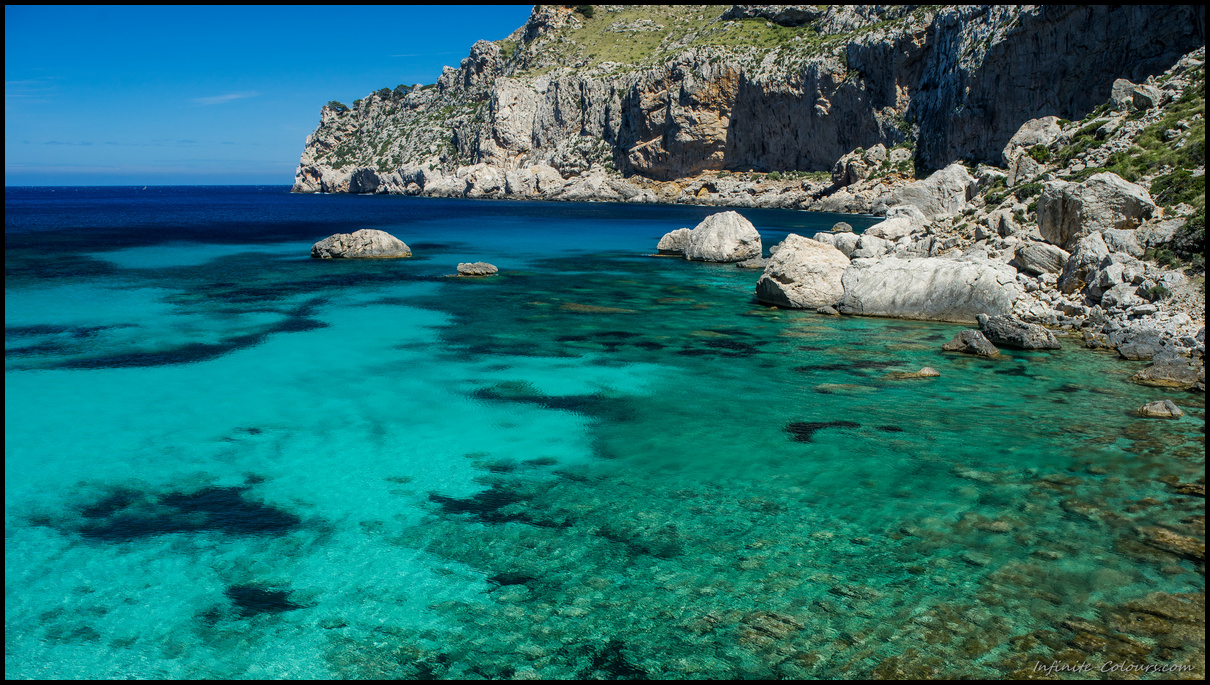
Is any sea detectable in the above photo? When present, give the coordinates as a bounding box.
[5,186,1204,679]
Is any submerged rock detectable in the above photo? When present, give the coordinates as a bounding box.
[977,314,1061,350]
[942,329,1001,356]
[457,262,499,276]
[1136,400,1183,418]
[1131,361,1198,389]
[311,229,412,259]
[755,234,849,309]
[683,211,762,263]
[888,367,940,379]
[1139,527,1205,562]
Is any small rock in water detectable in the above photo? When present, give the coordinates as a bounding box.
[831,221,853,233]
[977,314,1060,350]
[735,256,768,269]
[1136,399,1183,418]
[816,305,840,316]
[941,329,1000,356]
[457,261,499,276]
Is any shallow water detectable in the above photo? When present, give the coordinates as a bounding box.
[5,187,1204,679]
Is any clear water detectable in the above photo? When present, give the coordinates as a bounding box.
[5,187,1204,679]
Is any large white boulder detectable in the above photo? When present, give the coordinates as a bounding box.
[682,211,762,262]
[311,229,412,259]
[838,256,1023,323]
[1036,173,1156,249]
[755,234,850,309]
[887,163,977,221]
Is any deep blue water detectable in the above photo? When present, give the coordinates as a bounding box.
[5,187,1204,679]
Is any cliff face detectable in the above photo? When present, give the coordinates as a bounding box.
[293,5,1204,202]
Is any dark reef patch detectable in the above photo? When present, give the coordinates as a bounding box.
[74,484,301,542]
[705,340,762,355]
[429,485,526,524]
[994,366,1030,377]
[795,360,900,376]
[53,299,331,369]
[487,572,537,587]
[224,585,305,617]
[785,420,861,442]
[471,381,633,420]
[578,639,648,680]
[876,425,905,433]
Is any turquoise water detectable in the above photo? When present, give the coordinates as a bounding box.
[5,188,1204,678]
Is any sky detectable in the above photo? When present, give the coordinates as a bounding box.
[4,5,535,186]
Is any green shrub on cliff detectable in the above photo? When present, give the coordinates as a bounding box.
[326,101,349,113]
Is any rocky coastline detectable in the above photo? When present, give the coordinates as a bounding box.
[295,10,1205,673]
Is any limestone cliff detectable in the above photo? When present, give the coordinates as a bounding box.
[293,5,1204,206]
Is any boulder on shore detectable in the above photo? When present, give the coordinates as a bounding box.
[311,229,412,259]
[977,314,1061,350]
[1012,242,1069,276]
[457,262,498,276]
[1036,173,1156,249]
[683,211,762,262]
[887,163,977,221]
[755,234,850,309]
[942,329,1001,356]
[838,257,1023,323]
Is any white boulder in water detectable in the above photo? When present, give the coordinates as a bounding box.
[311,229,412,259]
[658,211,761,263]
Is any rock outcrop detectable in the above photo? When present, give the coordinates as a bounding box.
[838,256,1023,323]
[310,229,412,259]
[755,234,850,308]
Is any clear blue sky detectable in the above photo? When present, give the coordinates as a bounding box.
[4,5,534,186]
